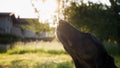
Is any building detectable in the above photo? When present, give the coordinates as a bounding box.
[0,13,14,33]
[0,12,23,38]
[0,12,53,40]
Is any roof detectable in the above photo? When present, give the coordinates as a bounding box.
[0,12,39,25]
[0,12,14,17]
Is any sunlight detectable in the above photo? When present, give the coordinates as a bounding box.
[32,0,58,23]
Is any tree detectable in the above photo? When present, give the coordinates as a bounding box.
[63,1,120,46]
[21,19,50,33]
[109,0,120,45]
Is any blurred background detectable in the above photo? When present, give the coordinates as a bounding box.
[0,0,120,68]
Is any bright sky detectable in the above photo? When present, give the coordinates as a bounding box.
[0,0,38,18]
[84,0,110,5]
[0,0,110,23]
[31,0,58,23]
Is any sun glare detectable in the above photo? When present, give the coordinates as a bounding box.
[32,0,58,23]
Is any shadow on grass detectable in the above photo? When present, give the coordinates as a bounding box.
[0,59,74,68]
[0,44,12,53]
[34,62,74,68]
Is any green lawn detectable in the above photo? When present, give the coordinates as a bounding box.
[0,41,74,68]
[0,41,120,68]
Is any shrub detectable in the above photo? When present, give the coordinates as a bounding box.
[0,33,19,44]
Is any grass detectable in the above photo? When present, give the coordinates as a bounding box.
[6,41,66,55]
[0,41,120,68]
[0,53,74,68]
[0,41,75,68]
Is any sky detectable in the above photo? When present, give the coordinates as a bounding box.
[0,0,110,20]
[0,0,37,18]
[84,0,110,5]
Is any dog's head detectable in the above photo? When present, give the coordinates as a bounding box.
[57,20,80,37]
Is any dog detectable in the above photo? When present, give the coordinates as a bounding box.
[56,20,117,68]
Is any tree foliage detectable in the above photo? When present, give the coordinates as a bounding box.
[63,0,120,45]
[109,0,120,44]
[22,19,50,33]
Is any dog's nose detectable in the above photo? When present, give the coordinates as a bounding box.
[59,20,64,24]
[57,20,62,27]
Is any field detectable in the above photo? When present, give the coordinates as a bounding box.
[0,41,74,68]
[0,41,120,68]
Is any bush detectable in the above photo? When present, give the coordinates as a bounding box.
[0,33,19,44]
[104,42,120,56]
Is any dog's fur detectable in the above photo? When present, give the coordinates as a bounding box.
[57,20,117,68]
